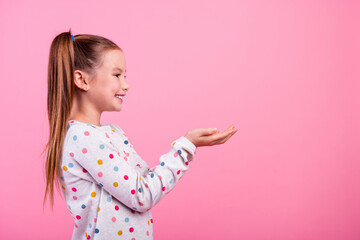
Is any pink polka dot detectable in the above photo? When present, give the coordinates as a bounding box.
[109,153,114,159]
[98,172,103,177]
[70,152,74,157]
[94,218,97,222]
[84,131,90,136]
[112,217,116,222]
[185,161,189,165]
[82,148,87,154]
[145,183,149,188]
[117,152,121,157]
[87,235,91,239]
[131,238,136,240]
[173,152,179,157]
[129,227,134,233]
[124,175,129,180]
[159,175,162,180]
[124,157,128,161]
[162,186,165,191]
[83,168,87,173]
[72,188,77,192]
[139,201,144,206]
[73,196,77,200]
[75,223,78,228]
[147,231,149,236]
[76,215,81,220]
[177,170,181,175]
[150,218,153,223]
[131,189,135,195]
[115,205,119,211]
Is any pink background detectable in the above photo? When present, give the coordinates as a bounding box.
[0,0,359,239]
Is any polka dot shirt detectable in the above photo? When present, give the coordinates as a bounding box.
[60,120,197,240]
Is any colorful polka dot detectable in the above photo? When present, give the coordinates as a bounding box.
[115,205,119,211]
[150,173,154,178]
[160,162,165,166]
[81,204,86,209]
[177,149,182,155]
[107,196,112,202]
[113,182,118,187]
[70,152,74,157]
[97,160,103,165]
[84,131,90,136]
[124,175,128,180]
[73,135,77,141]
[112,217,116,222]
[118,230,123,235]
[162,186,166,191]
[68,163,74,168]
[109,154,114,159]
[129,227,134,232]
[125,217,129,223]
[72,188,77,192]
[63,166,68,171]
[95,228,99,233]
[82,148,87,154]
[114,166,119,171]
[124,140,128,144]
[131,189,135,195]
[91,192,96,197]
[99,144,105,149]
[98,172,103,177]
[76,215,81,220]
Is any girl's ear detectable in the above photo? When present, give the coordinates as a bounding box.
[74,70,90,91]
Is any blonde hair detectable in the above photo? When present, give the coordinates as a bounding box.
[42,28,121,212]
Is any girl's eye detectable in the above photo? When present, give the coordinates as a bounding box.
[115,74,121,78]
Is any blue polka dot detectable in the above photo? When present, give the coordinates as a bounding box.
[95,228,99,234]
[61,176,64,181]
[67,204,71,210]
[132,207,137,210]
[170,178,173,184]
[68,163,74,168]
[125,217,129,223]
[89,223,92,228]
[138,187,142,192]
[73,135,77,141]
[114,166,119,171]
[177,149,182,155]
[99,144,105,149]
[107,196,112,202]
[124,140,129,144]
[99,183,103,187]
[160,162,165,166]
[151,173,154,178]
[154,194,157,200]
[81,204,86,209]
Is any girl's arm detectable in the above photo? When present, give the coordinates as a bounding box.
[64,124,196,213]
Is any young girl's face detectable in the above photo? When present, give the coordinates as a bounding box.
[89,49,129,112]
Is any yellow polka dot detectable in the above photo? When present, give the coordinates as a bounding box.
[113,182,118,187]
[97,159,103,165]
[91,192,96,197]
[140,177,142,181]
[112,129,116,133]
[179,176,182,180]
[98,207,101,212]
[148,220,150,225]
[118,230,123,235]
[63,166,68,171]
[172,142,176,146]
[85,232,88,237]
[62,185,65,190]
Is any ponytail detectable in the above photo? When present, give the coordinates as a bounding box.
[42,28,75,212]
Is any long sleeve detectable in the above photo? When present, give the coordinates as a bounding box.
[65,124,196,213]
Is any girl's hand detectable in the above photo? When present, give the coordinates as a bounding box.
[184,124,238,147]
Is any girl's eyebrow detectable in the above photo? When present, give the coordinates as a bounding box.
[113,67,127,73]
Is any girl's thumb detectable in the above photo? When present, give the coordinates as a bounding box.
[203,128,218,135]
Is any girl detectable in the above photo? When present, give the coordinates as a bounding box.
[43,29,237,240]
